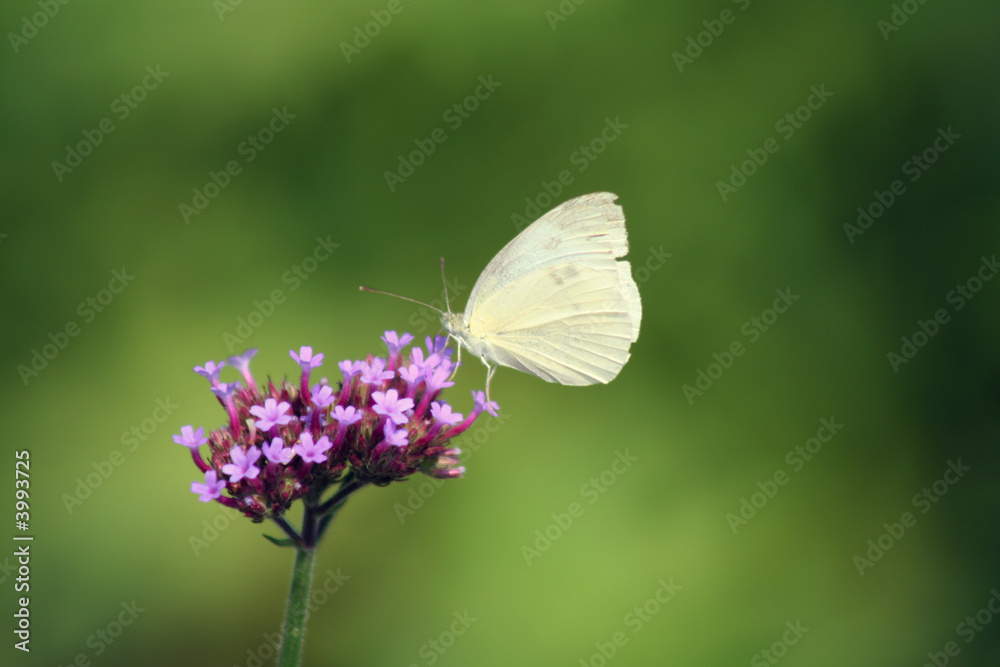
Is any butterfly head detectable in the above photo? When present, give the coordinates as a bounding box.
[441,311,466,338]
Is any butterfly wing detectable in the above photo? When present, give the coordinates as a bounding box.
[462,192,642,385]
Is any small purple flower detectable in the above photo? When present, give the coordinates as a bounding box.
[360,358,394,385]
[425,366,455,392]
[431,402,463,426]
[312,384,336,409]
[211,381,241,402]
[250,398,293,431]
[409,347,428,370]
[383,422,409,448]
[473,391,500,418]
[222,446,262,483]
[339,359,363,381]
[211,382,243,434]
[332,405,363,427]
[262,437,296,465]
[425,335,451,358]
[291,346,324,371]
[191,470,227,502]
[382,331,414,356]
[173,425,208,450]
[194,360,226,385]
[398,364,422,385]
[226,349,258,390]
[372,389,414,425]
[295,432,332,464]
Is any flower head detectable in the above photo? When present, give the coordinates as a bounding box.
[176,332,498,521]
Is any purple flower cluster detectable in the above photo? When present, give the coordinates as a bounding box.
[176,332,498,522]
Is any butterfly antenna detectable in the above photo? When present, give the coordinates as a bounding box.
[440,257,451,313]
[359,286,443,313]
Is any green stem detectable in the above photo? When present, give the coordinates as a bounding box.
[275,476,365,665]
[276,545,316,667]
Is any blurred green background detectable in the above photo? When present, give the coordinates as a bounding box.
[2,1,999,665]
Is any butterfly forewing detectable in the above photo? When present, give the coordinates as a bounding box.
[465,192,632,312]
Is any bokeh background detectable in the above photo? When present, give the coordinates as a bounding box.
[2,1,999,666]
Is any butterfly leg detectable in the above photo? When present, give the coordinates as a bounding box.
[484,361,496,404]
[447,338,463,383]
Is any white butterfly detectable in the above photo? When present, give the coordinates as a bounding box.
[364,192,641,399]
[441,192,641,397]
